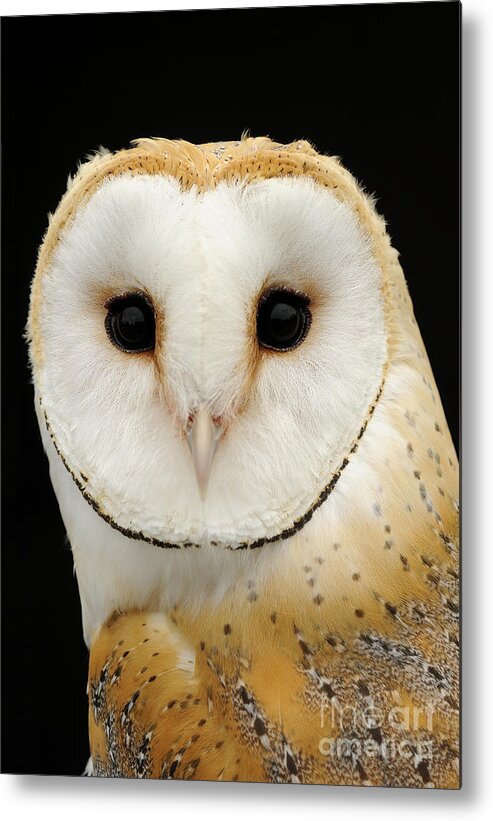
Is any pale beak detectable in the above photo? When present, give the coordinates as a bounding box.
[185,407,223,500]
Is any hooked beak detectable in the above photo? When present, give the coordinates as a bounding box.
[185,407,224,500]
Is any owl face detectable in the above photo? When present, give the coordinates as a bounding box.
[30,143,386,550]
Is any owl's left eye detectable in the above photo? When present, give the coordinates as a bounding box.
[105,292,155,353]
[256,287,312,352]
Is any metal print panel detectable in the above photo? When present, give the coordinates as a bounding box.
[1,2,460,787]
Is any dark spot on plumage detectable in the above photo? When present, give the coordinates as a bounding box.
[373,502,382,517]
[122,650,129,658]
[271,612,277,624]
[421,554,433,567]
[321,682,336,698]
[215,740,224,749]
[307,577,315,587]
[303,565,312,573]
[223,624,231,635]
[198,719,206,726]
[313,594,324,605]
[286,751,298,775]
[352,573,361,581]
[152,651,159,657]
[357,680,370,697]
[238,686,252,705]
[200,641,205,651]
[428,665,444,681]
[148,674,156,682]
[122,690,140,718]
[247,591,258,602]
[315,556,324,564]
[417,760,431,783]
[446,598,459,614]
[168,760,178,778]
[413,470,421,480]
[253,716,267,737]
[384,540,393,549]
[369,727,383,745]
[384,525,391,533]
[438,531,456,552]
[385,602,397,617]
[405,409,416,427]
[355,609,365,618]
[298,638,311,656]
[167,700,176,709]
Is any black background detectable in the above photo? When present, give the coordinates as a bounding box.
[1,2,460,776]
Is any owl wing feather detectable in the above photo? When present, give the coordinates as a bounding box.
[88,520,459,789]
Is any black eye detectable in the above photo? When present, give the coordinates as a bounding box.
[256,287,312,351]
[105,292,155,353]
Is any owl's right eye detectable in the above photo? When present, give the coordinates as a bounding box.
[104,292,155,353]
[256,287,312,352]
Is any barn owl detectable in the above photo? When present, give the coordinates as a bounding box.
[27,136,459,787]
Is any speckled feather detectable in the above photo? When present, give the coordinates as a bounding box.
[80,138,459,787]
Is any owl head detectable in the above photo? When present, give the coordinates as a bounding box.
[28,137,392,556]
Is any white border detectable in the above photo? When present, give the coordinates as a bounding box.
[2,0,492,817]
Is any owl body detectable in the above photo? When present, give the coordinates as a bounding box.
[28,137,459,786]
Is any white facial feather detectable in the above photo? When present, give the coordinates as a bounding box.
[36,174,386,559]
